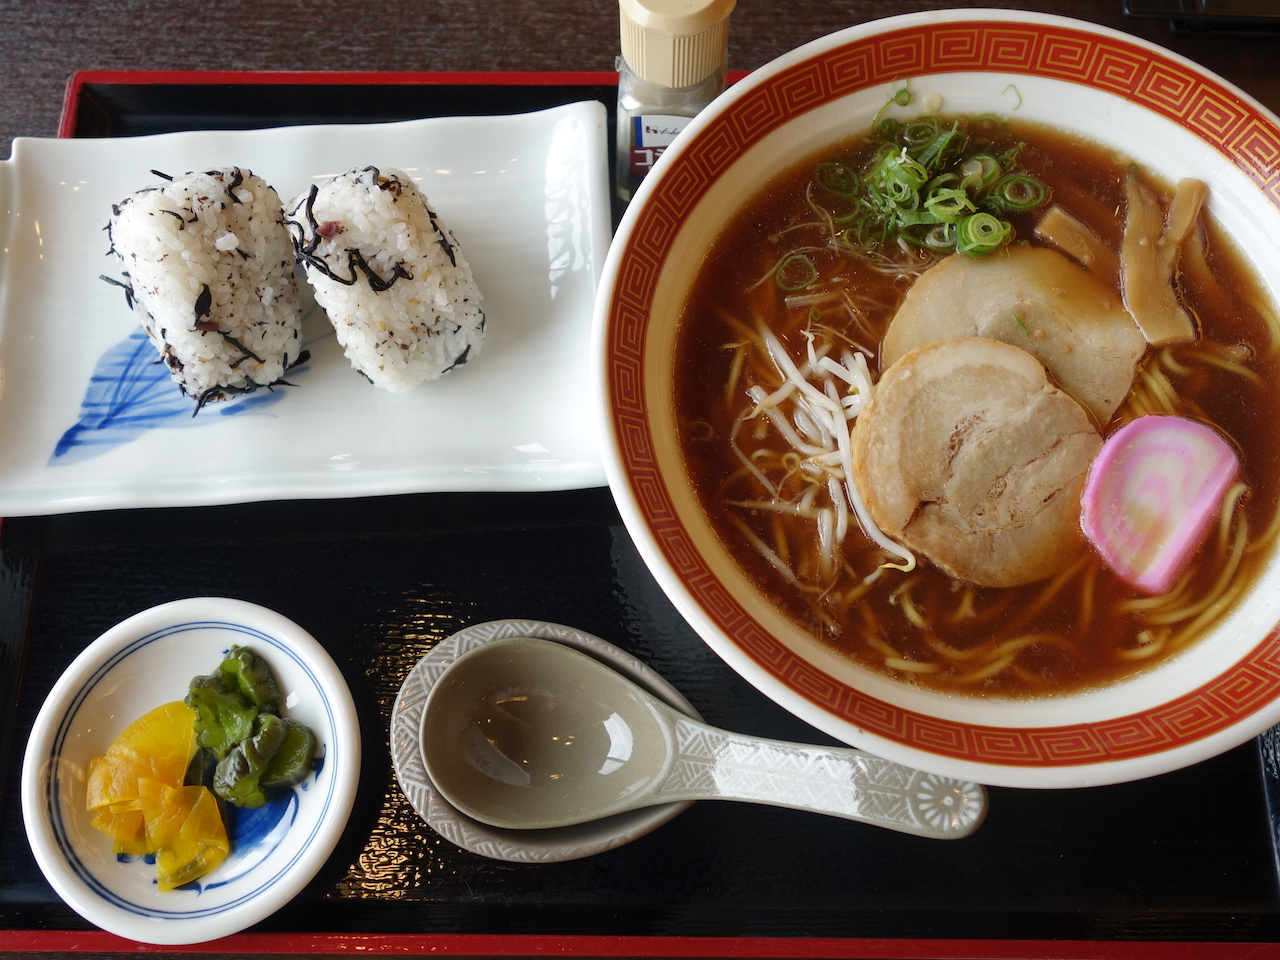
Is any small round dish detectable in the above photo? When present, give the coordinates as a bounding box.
[21,597,360,946]
[391,619,702,862]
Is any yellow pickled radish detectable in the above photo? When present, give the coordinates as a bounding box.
[86,700,228,890]
[137,778,186,849]
[89,803,144,844]
[85,701,198,809]
[154,787,229,892]
[85,755,128,811]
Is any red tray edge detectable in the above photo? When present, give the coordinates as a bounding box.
[57,69,625,139]
[57,68,755,139]
[5,931,1280,959]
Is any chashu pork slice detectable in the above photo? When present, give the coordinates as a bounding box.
[852,337,1101,588]
[881,246,1146,424]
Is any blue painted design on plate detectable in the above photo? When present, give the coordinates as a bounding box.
[50,329,290,465]
[204,787,301,891]
[109,788,302,895]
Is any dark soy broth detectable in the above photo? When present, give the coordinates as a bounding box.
[674,117,1280,696]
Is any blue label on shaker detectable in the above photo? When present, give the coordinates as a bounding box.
[629,114,692,179]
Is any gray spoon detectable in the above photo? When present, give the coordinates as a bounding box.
[420,636,987,839]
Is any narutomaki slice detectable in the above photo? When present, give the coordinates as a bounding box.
[1080,414,1240,594]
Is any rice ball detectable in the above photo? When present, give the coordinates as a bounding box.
[286,166,485,392]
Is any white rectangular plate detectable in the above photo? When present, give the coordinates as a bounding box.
[0,101,610,515]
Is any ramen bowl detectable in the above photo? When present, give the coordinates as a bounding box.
[593,8,1280,789]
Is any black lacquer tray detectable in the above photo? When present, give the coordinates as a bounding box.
[3,72,1280,957]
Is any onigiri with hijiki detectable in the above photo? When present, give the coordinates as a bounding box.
[286,166,485,392]
[105,167,307,412]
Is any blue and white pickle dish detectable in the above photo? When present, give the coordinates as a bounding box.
[21,598,360,946]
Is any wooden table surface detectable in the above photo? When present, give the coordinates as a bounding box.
[1,0,1278,160]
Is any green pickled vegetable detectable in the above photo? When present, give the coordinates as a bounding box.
[218,646,283,713]
[214,713,288,809]
[184,674,257,760]
[260,718,318,790]
[187,645,319,809]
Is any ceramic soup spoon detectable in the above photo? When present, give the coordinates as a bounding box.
[420,636,987,839]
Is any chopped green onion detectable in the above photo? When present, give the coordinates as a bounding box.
[843,215,893,253]
[913,122,961,168]
[961,155,1001,188]
[997,142,1025,168]
[874,149,928,194]
[924,186,976,223]
[989,174,1048,211]
[901,117,940,149]
[920,224,956,250]
[871,84,913,132]
[956,212,1012,257]
[815,161,860,196]
[775,252,819,291]
[830,201,865,225]
[803,111,1048,263]
[874,116,904,140]
[897,209,942,227]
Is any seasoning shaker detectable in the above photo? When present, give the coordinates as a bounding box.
[615,0,735,202]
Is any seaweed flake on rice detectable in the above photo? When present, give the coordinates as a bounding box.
[104,167,307,413]
[286,166,486,392]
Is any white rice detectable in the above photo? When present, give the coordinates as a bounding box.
[286,166,485,392]
[107,167,305,411]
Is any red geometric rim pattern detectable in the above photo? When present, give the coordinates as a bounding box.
[605,19,1280,767]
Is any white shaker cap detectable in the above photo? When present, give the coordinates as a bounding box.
[619,0,735,87]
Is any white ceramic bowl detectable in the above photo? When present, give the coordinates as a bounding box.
[593,8,1280,790]
[21,598,361,945]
